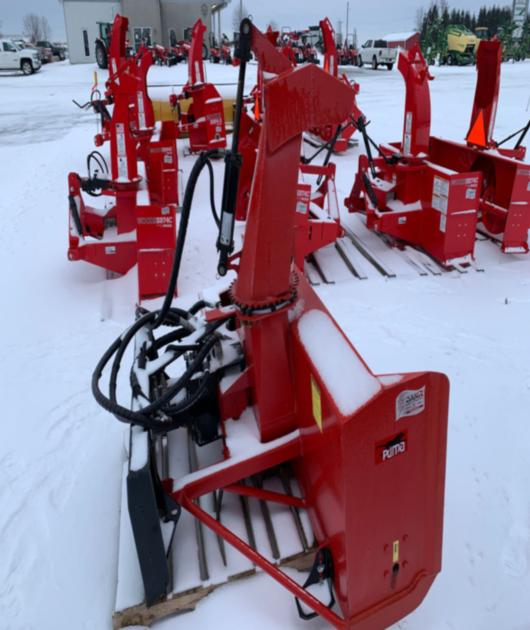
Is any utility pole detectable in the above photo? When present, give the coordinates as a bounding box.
[345,1,350,46]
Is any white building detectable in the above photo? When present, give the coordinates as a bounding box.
[61,0,230,64]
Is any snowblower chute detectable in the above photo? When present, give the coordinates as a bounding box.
[94,20,449,630]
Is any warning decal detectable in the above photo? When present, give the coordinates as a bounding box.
[396,386,425,420]
[311,375,323,432]
[393,540,400,563]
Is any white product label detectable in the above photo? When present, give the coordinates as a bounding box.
[116,124,126,156]
[403,133,411,156]
[137,91,146,128]
[398,216,407,224]
[403,112,413,155]
[466,187,476,200]
[440,213,447,233]
[396,386,425,420]
[432,176,449,214]
[105,246,116,255]
[118,156,128,180]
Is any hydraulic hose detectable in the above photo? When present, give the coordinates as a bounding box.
[92,149,228,433]
[153,150,220,328]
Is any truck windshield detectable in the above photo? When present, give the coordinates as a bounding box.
[3,42,17,52]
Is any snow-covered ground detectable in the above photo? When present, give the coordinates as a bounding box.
[1,57,530,630]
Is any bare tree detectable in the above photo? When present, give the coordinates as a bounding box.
[0,20,3,38]
[40,16,52,41]
[22,14,52,43]
[232,3,249,33]
[415,8,425,32]
[23,13,42,43]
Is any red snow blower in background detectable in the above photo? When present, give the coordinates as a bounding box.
[346,40,530,265]
[170,19,227,154]
[67,14,179,301]
[93,19,449,630]
[306,17,363,153]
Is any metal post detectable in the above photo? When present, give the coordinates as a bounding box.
[346,1,350,46]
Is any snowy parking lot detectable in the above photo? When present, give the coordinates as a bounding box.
[1,58,530,630]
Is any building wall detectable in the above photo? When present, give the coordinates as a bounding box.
[63,0,217,63]
[64,0,121,63]
[121,0,163,46]
[160,1,212,46]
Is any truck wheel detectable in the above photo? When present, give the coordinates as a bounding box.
[95,41,108,69]
[386,63,393,70]
[447,54,455,66]
[357,55,363,67]
[372,56,378,70]
[21,60,34,75]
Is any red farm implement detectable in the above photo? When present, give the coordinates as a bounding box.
[306,17,363,153]
[94,19,449,630]
[346,40,530,265]
[67,14,179,300]
[170,19,227,154]
[228,21,347,272]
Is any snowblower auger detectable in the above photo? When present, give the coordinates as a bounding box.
[67,14,180,300]
[96,19,449,630]
[170,19,227,154]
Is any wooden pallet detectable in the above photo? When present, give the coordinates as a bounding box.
[113,550,315,629]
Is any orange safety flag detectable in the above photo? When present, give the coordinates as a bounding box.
[467,109,487,147]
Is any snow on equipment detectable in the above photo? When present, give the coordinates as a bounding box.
[94,19,449,630]
[306,18,363,153]
[67,14,179,300]
[347,40,530,264]
[170,19,227,154]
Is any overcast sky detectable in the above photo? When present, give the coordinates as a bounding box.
[0,0,512,42]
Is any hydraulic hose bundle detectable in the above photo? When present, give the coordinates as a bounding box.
[91,23,253,433]
[91,150,232,434]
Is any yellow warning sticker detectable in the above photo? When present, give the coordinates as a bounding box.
[311,376,323,432]
[392,540,400,564]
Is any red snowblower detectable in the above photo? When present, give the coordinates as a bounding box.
[67,14,179,300]
[230,21,347,277]
[170,19,227,154]
[306,17,363,153]
[346,40,530,266]
[93,19,449,630]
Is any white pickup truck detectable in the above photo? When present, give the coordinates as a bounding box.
[0,39,42,75]
[358,39,397,70]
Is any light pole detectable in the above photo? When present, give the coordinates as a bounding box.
[345,1,350,46]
